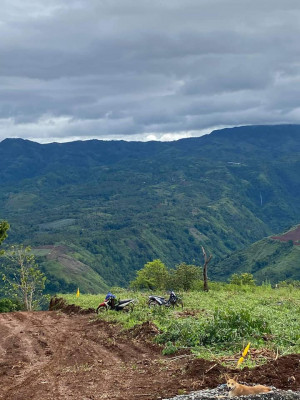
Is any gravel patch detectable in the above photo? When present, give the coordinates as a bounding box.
[162,384,300,400]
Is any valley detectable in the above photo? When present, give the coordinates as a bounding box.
[0,125,300,291]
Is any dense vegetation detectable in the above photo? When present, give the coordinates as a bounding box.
[62,284,300,365]
[0,221,9,248]
[216,234,300,283]
[129,259,206,291]
[1,125,300,291]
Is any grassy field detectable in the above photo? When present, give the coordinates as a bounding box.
[62,284,300,367]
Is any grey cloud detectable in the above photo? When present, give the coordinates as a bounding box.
[1,0,300,142]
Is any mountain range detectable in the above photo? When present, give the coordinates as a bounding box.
[0,125,299,292]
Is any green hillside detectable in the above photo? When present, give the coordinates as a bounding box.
[0,125,299,292]
[214,225,300,284]
[33,245,109,293]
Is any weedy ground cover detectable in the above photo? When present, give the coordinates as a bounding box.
[62,284,300,366]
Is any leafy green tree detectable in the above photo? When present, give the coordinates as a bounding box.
[0,221,9,251]
[229,272,256,286]
[130,259,169,290]
[2,245,46,311]
[170,263,202,291]
[0,298,22,313]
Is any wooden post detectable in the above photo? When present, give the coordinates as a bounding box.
[202,246,212,292]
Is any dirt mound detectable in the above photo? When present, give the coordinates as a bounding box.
[186,354,300,392]
[174,309,202,318]
[185,358,229,387]
[185,354,300,393]
[49,296,95,314]
[128,321,161,340]
[0,311,299,400]
[240,354,300,391]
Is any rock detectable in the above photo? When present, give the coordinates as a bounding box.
[162,385,300,400]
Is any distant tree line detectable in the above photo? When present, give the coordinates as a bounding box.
[129,259,300,292]
[130,259,203,291]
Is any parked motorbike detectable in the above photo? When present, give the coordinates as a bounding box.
[148,291,183,308]
[96,296,135,313]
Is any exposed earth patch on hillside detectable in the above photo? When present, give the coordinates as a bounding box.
[0,311,299,400]
[34,245,108,293]
[272,225,300,245]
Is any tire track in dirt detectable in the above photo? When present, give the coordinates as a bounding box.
[0,312,167,400]
[0,311,299,400]
[0,312,71,399]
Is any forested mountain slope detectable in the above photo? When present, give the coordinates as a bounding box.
[215,224,300,284]
[0,125,299,291]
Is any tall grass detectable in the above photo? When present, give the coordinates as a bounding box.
[61,285,300,362]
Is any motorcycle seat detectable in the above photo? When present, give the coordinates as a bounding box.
[118,299,132,305]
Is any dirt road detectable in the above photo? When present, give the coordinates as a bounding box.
[0,311,299,400]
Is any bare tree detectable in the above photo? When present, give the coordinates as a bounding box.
[201,246,212,292]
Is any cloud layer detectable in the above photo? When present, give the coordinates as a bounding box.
[1,0,300,142]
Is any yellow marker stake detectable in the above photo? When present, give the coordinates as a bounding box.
[242,342,251,357]
[237,342,251,367]
[237,356,244,366]
[76,287,80,297]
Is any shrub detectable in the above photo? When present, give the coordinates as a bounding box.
[156,318,201,348]
[156,308,271,352]
[0,298,22,313]
[130,259,169,290]
[162,341,180,355]
[169,263,202,291]
[229,273,256,286]
[199,308,270,346]
[278,280,300,288]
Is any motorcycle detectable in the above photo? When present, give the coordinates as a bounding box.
[148,291,183,308]
[96,296,135,313]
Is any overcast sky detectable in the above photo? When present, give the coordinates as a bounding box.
[1,0,300,143]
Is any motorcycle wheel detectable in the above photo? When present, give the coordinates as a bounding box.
[176,298,184,309]
[96,305,107,314]
[148,300,159,307]
[122,303,134,313]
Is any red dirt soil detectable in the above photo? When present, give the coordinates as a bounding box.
[0,311,299,400]
[272,225,300,245]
